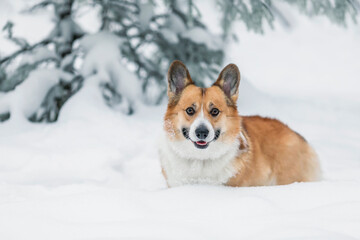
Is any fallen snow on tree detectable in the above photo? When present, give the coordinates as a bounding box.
[19,47,58,66]
[0,69,60,121]
[160,28,179,44]
[181,27,222,50]
[80,32,141,113]
[139,2,154,30]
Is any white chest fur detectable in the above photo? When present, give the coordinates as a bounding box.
[158,134,241,187]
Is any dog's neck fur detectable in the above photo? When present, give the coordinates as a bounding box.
[159,131,248,187]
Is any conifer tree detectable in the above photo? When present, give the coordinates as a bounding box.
[0,0,358,122]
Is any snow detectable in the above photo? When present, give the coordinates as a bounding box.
[20,46,58,66]
[1,1,360,239]
[0,69,60,121]
[139,2,154,30]
[226,1,360,101]
[80,32,141,110]
[166,14,186,34]
[181,27,222,50]
[160,28,179,44]
[1,77,360,239]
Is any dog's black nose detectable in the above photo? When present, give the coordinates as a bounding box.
[195,125,209,140]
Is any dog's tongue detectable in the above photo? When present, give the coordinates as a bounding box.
[196,141,207,146]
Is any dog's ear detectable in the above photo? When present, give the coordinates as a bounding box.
[167,60,193,98]
[213,64,240,103]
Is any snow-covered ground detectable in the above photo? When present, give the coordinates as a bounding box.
[1,1,360,239]
[1,76,360,240]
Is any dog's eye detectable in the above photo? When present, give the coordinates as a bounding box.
[210,108,220,117]
[185,107,195,116]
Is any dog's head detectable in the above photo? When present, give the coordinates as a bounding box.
[164,61,242,160]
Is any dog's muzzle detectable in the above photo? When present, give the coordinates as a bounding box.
[182,127,221,149]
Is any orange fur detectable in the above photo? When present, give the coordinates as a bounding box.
[161,61,321,187]
[227,116,321,186]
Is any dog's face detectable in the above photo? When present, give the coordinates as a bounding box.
[164,61,242,160]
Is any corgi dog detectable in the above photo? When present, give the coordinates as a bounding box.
[159,60,321,187]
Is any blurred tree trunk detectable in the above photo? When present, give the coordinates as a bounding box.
[29,0,84,122]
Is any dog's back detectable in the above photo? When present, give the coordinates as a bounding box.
[227,116,321,187]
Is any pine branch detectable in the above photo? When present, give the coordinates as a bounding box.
[0,39,52,66]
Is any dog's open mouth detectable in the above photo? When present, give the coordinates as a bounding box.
[182,128,221,149]
[193,140,209,149]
